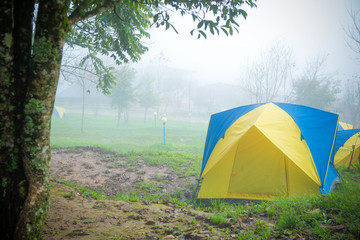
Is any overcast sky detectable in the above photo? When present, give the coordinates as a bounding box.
[137,0,360,86]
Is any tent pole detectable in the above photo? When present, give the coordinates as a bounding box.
[192,178,201,204]
[348,133,360,170]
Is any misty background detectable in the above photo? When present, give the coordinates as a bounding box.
[55,0,360,127]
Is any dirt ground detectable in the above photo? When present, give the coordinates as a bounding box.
[43,147,238,240]
[49,147,197,198]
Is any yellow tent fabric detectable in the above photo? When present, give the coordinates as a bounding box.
[334,131,360,167]
[53,106,67,119]
[198,103,339,200]
[339,122,354,130]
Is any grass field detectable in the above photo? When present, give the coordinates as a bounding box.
[51,112,208,155]
[50,112,360,239]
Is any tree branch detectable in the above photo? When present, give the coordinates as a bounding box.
[68,0,114,26]
[113,5,124,21]
[61,64,99,77]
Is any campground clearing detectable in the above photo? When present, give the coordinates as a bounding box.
[42,147,360,239]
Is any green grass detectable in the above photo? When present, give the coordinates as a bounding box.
[210,212,228,225]
[51,113,207,155]
[55,178,192,206]
[199,167,360,239]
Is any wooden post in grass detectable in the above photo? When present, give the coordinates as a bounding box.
[348,133,360,170]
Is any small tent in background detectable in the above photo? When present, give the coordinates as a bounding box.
[52,106,67,119]
[338,121,354,131]
[333,129,360,168]
[198,102,340,201]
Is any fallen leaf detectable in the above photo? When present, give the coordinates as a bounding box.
[162,235,176,240]
[185,232,209,240]
[308,208,321,214]
[238,214,248,222]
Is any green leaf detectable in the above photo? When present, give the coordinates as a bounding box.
[240,9,248,19]
[231,18,240,27]
[197,21,204,29]
[153,13,159,23]
[216,16,220,23]
[199,30,207,39]
[165,22,170,30]
[210,25,214,35]
[221,27,229,36]
[192,14,197,22]
[226,19,231,27]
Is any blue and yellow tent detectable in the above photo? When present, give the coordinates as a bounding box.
[52,106,67,119]
[198,103,340,200]
[338,121,354,131]
[333,129,360,168]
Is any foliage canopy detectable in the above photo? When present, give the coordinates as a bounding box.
[65,0,257,93]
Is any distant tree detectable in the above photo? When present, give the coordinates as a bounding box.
[344,8,360,56]
[110,67,135,127]
[241,41,295,103]
[292,56,340,110]
[137,74,161,123]
[61,46,107,133]
[340,78,360,127]
[342,8,360,127]
[159,68,194,113]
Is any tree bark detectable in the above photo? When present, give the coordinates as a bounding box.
[0,0,69,239]
[0,0,28,238]
[144,107,148,123]
[1,0,35,238]
[81,81,85,133]
[117,109,121,128]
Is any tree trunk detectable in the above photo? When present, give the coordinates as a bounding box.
[81,81,85,133]
[124,109,129,125]
[0,0,32,238]
[144,107,148,123]
[117,109,121,128]
[0,1,70,239]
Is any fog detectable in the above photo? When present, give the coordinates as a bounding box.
[56,0,360,126]
[138,0,360,84]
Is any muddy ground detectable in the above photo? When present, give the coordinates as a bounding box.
[49,147,197,199]
[43,147,263,240]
